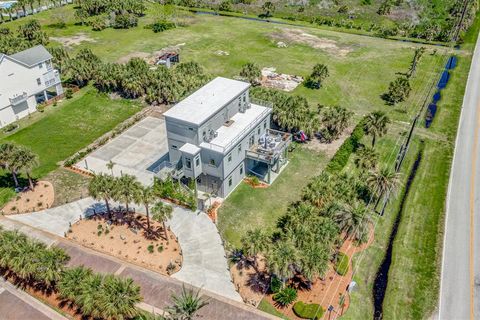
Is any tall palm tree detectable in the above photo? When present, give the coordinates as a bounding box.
[115,174,141,214]
[266,240,297,287]
[0,142,22,187]
[134,186,157,232]
[152,202,173,240]
[363,111,391,148]
[17,146,39,189]
[241,228,270,271]
[334,202,372,243]
[166,285,209,320]
[99,275,142,320]
[367,166,402,210]
[88,174,116,218]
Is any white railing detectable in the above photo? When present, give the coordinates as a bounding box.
[201,107,272,154]
[9,92,28,106]
[43,70,60,87]
[251,97,273,109]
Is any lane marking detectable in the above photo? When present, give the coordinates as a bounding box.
[468,98,480,320]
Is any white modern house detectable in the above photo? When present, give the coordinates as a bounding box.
[0,45,63,128]
[160,77,291,198]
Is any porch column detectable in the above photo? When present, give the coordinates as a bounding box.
[267,164,271,184]
[43,90,48,102]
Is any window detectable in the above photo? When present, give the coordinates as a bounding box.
[240,165,243,175]
[257,127,261,135]
[185,158,192,169]
[210,159,215,166]
[238,144,242,153]
[38,63,43,69]
[263,120,267,129]
[188,127,194,131]
[249,135,255,147]
[172,145,178,150]
[227,153,232,162]
[243,95,246,102]
[36,78,41,85]
[228,176,233,187]
[195,155,200,167]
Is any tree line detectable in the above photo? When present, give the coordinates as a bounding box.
[0,227,209,319]
[0,20,48,55]
[236,110,397,307]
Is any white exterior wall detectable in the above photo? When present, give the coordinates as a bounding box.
[0,57,61,128]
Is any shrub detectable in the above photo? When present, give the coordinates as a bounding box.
[89,15,108,31]
[273,286,297,306]
[157,245,164,253]
[219,0,233,11]
[250,175,260,186]
[270,276,282,293]
[334,252,349,276]
[293,301,324,319]
[147,245,154,253]
[65,88,73,99]
[37,104,46,112]
[150,21,176,33]
[3,123,18,133]
[113,14,138,29]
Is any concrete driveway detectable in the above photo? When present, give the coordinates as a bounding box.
[75,116,169,186]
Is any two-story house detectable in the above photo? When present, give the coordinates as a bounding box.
[162,77,291,198]
[0,45,63,128]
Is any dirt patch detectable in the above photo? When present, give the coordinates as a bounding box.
[116,52,150,64]
[117,43,186,64]
[232,228,374,319]
[1,181,54,214]
[271,28,353,57]
[44,168,90,207]
[67,214,182,276]
[304,126,354,158]
[50,32,96,47]
[261,67,303,92]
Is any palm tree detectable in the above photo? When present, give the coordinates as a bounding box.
[363,111,391,148]
[354,146,378,171]
[106,160,115,175]
[58,266,93,303]
[298,242,329,282]
[114,174,141,214]
[98,275,142,320]
[35,246,69,289]
[239,62,261,85]
[134,186,157,232]
[367,166,402,211]
[334,202,372,243]
[166,285,209,320]
[152,202,173,240]
[17,146,39,189]
[77,273,103,319]
[88,173,117,218]
[241,228,270,271]
[266,240,297,287]
[306,63,329,89]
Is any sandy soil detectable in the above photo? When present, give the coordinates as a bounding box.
[261,67,303,92]
[271,28,353,57]
[117,43,186,64]
[67,214,182,276]
[50,33,96,47]
[232,228,375,319]
[1,181,54,215]
[304,126,354,158]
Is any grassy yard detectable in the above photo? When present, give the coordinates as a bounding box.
[217,146,327,247]
[0,87,141,207]
[4,4,442,122]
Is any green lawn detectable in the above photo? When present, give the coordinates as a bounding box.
[217,146,327,247]
[1,87,141,177]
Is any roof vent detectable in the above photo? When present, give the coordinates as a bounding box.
[224,120,235,127]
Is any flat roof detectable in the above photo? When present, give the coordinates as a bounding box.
[180,143,201,155]
[164,77,250,126]
[200,103,271,154]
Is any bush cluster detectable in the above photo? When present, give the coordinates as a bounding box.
[325,120,365,173]
[153,177,197,210]
[334,252,349,276]
[293,301,324,319]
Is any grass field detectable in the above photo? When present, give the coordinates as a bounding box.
[217,146,327,247]
[2,87,141,177]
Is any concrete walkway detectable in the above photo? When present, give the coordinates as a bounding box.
[169,207,242,302]
[5,198,242,303]
[0,217,274,320]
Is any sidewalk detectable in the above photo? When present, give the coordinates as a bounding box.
[0,217,276,320]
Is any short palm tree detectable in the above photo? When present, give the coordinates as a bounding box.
[115,174,141,214]
[241,228,270,271]
[17,146,39,189]
[354,146,378,171]
[363,111,391,148]
[166,285,209,320]
[152,202,173,240]
[35,246,69,289]
[367,166,402,209]
[298,242,329,282]
[88,174,117,218]
[334,202,372,243]
[134,186,157,232]
[77,273,104,319]
[106,160,115,175]
[266,240,297,287]
[0,142,22,187]
[58,266,93,303]
[99,275,142,320]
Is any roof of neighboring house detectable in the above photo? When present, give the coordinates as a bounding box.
[8,45,53,67]
[164,77,250,126]
[179,143,201,155]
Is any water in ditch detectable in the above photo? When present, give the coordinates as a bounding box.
[372,145,423,320]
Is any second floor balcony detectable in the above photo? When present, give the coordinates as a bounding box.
[9,92,28,106]
[43,70,61,87]
[246,129,292,165]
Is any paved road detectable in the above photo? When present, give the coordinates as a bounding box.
[0,278,67,320]
[439,33,480,319]
[0,217,273,320]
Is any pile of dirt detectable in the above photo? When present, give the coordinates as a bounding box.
[51,33,96,47]
[271,28,353,57]
[1,181,54,214]
[117,43,186,65]
[261,67,303,92]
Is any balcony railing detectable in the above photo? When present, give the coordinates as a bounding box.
[43,70,61,87]
[246,129,292,164]
[9,92,28,106]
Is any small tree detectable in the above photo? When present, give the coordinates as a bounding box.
[383,76,411,105]
[166,285,209,320]
[305,64,329,89]
[134,186,157,232]
[152,202,173,240]
[88,174,116,218]
[261,1,275,17]
[363,111,391,148]
[239,62,261,85]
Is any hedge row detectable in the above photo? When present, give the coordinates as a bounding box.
[293,301,325,320]
[334,252,350,276]
[325,119,365,173]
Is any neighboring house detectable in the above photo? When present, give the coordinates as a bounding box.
[0,45,63,128]
[162,77,291,198]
